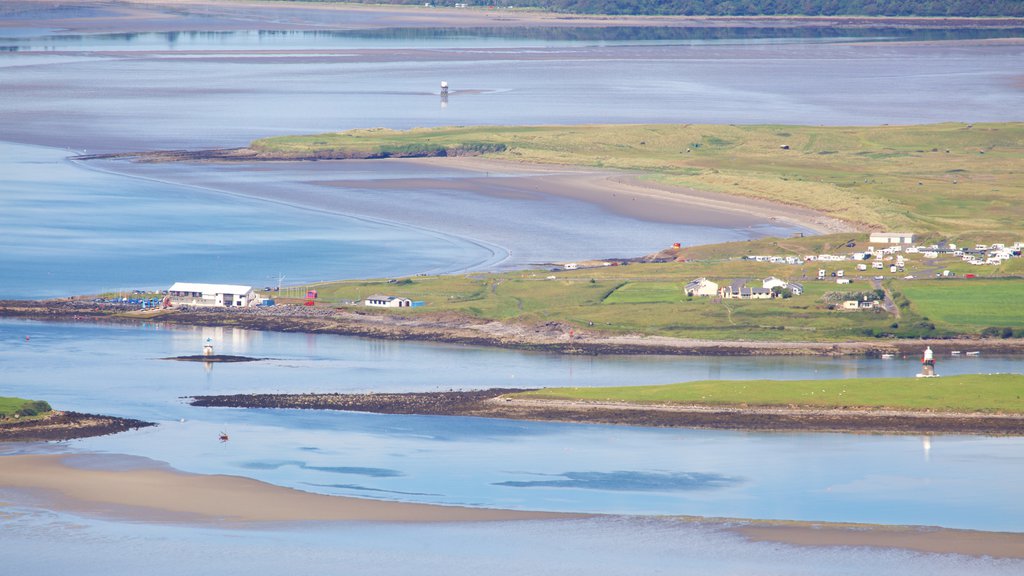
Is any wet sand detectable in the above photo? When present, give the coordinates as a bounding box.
[96,152,843,236]
[1,453,1021,558]
[733,522,1024,559]
[407,156,852,234]
[0,454,571,523]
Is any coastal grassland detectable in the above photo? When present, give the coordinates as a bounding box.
[512,374,1024,413]
[0,397,52,420]
[305,249,908,341]
[896,279,1024,334]
[252,122,1024,235]
[301,232,1024,341]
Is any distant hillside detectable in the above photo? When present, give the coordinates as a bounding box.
[335,1,1024,18]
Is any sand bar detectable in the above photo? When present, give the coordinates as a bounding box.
[0,454,571,523]
[2,453,1022,558]
[734,522,1024,559]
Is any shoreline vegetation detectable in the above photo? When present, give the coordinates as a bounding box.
[188,378,1024,436]
[1,453,1022,558]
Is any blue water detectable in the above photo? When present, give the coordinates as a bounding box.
[0,142,503,298]
[2,12,1023,573]
[3,318,1022,532]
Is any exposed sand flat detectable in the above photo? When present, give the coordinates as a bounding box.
[3,453,1021,558]
[735,523,1024,559]
[406,156,853,234]
[0,454,572,523]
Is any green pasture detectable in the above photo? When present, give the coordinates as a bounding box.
[513,373,1024,413]
[0,397,52,420]
[253,122,1024,235]
[895,279,1024,334]
[304,257,903,341]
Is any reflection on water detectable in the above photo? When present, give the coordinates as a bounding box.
[3,26,1022,52]
[2,318,1022,531]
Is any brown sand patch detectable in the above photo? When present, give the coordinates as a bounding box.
[0,454,573,524]
[735,522,1024,559]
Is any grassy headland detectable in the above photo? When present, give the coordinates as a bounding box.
[0,397,52,420]
[512,373,1024,413]
[252,122,1024,236]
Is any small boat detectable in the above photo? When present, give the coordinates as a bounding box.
[880,353,895,359]
[951,350,961,356]
[965,351,981,356]
[218,431,229,442]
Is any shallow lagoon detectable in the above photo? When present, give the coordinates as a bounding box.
[3,318,1022,531]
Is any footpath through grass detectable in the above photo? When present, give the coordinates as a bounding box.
[0,397,53,420]
[512,374,1024,413]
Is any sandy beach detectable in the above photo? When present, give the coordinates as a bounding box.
[408,156,853,234]
[2,453,1021,558]
[0,454,571,523]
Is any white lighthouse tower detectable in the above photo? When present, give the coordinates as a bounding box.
[916,346,937,378]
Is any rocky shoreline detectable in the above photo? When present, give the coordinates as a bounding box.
[189,389,1024,436]
[4,299,1024,357]
[0,411,156,442]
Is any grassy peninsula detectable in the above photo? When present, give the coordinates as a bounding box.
[0,397,52,420]
[252,122,1024,236]
[512,373,1024,413]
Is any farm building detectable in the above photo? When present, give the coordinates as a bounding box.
[684,278,719,297]
[168,282,257,307]
[364,294,413,308]
[869,232,916,244]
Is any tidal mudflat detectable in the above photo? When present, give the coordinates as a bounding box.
[2,2,1022,572]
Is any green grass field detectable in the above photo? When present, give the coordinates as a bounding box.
[512,374,1024,413]
[0,397,52,420]
[253,122,1024,236]
[896,279,1024,334]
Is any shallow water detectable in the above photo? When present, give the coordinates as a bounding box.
[0,142,501,298]
[3,513,1020,576]
[3,318,1022,531]
[1,38,1021,152]
[2,12,1023,570]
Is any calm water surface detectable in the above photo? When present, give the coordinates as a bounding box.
[2,17,1022,571]
[3,319,1022,531]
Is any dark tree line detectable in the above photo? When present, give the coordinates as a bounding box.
[331,0,1024,17]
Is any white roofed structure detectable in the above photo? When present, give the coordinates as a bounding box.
[168,282,257,307]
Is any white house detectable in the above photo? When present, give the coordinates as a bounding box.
[364,294,413,308]
[168,282,257,307]
[721,280,772,299]
[869,232,916,244]
[684,277,719,297]
[761,277,789,291]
